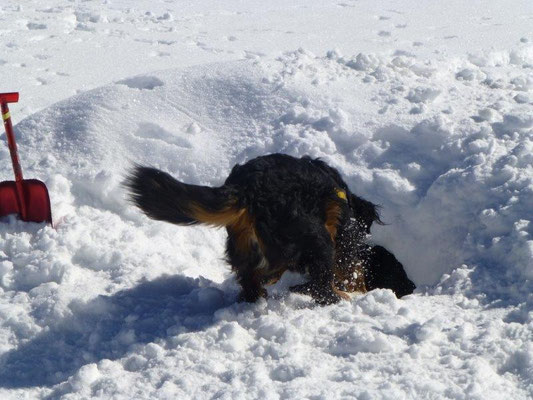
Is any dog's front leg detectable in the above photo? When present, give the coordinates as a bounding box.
[290,229,343,305]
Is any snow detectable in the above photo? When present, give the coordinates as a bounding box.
[0,0,532,399]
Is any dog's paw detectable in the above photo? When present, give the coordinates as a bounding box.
[289,282,342,305]
[237,287,267,303]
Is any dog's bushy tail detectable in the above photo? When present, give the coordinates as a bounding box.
[124,165,242,227]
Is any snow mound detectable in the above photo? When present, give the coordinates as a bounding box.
[5,50,532,292]
[0,48,531,398]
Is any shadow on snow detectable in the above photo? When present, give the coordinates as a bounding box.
[0,274,234,389]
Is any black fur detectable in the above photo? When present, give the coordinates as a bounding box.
[125,154,414,304]
[364,245,416,298]
[125,165,238,225]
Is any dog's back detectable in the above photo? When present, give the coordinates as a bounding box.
[225,154,350,244]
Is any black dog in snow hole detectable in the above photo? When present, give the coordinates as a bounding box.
[125,153,415,305]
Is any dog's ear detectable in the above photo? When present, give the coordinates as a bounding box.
[349,194,382,233]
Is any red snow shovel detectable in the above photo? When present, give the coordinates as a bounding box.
[0,92,52,224]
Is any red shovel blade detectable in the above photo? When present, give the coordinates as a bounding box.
[0,93,19,103]
[0,181,19,217]
[0,179,52,224]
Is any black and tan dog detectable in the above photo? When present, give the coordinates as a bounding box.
[125,153,414,304]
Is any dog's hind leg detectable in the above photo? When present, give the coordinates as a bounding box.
[236,264,266,303]
[226,235,266,302]
[225,211,267,302]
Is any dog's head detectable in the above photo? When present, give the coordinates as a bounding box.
[348,194,382,234]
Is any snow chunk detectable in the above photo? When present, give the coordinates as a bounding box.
[217,321,253,352]
[406,86,441,103]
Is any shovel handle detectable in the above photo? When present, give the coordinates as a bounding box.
[1,92,27,220]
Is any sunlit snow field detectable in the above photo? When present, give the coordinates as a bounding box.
[0,1,532,399]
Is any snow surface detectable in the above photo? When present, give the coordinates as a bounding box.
[0,1,532,399]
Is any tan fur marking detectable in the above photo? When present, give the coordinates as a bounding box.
[226,210,274,285]
[190,202,244,227]
[334,287,365,300]
[228,209,257,254]
[333,262,367,294]
[325,200,342,243]
[332,282,352,300]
